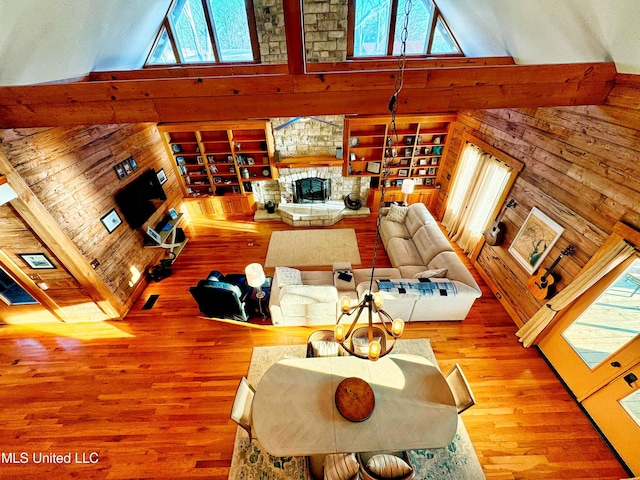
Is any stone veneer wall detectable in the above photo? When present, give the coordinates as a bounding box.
[272,115,344,157]
[303,0,348,62]
[253,0,348,65]
[254,0,287,64]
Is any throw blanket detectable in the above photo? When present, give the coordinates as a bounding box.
[377,278,458,296]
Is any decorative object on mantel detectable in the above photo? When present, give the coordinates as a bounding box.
[331,0,413,362]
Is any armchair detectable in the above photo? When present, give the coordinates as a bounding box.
[189,270,252,322]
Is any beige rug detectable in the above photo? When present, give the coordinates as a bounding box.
[264,228,361,267]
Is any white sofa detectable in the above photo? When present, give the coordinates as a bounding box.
[268,203,481,327]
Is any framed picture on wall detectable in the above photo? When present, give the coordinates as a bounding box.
[508,207,564,274]
[156,168,167,185]
[18,253,56,269]
[366,162,381,174]
[100,208,122,234]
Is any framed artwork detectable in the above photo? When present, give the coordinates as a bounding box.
[113,163,126,180]
[18,253,56,269]
[156,168,167,185]
[509,207,564,274]
[366,162,381,174]
[100,209,122,234]
[122,159,133,175]
[398,168,409,177]
[128,157,138,172]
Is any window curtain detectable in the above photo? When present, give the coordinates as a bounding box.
[516,239,636,347]
[442,142,511,254]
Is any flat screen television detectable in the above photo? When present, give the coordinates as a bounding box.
[115,168,167,230]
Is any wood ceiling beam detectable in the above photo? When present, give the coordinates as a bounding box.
[0,62,617,128]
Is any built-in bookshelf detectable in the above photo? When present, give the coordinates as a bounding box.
[158,121,276,203]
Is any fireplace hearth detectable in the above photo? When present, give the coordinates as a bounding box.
[293,177,331,203]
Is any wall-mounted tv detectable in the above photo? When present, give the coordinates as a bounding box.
[114,168,167,230]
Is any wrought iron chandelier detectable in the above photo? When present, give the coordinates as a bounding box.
[334,0,413,361]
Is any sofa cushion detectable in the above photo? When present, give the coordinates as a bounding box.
[353,267,402,287]
[411,224,454,265]
[380,218,410,247]
[413,267,448,279]
[404,203,436,237]
[275,266,302,286]
[386,237,424,267]
[427,251,481,293]
[386,204,409,223]
[301,270,335,285]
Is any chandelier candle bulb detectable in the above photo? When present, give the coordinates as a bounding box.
[368,340,381,361]
[373,292,384,309]
[392,318,405,337]
[341,295,351,313]
[335,324,345,343]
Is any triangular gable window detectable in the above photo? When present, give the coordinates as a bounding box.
[146,0,259,66]
[349,0,462,58]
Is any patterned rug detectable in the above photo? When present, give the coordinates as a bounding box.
[228,339,485,479]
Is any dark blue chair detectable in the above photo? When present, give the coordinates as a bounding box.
[189,271,252,322]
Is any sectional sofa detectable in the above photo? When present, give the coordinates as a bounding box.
[269,203,482,327]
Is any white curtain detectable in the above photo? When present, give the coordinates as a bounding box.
[442,142,511,254]
[516,239,636,347]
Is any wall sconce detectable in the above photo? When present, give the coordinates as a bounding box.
[0,175,18,205]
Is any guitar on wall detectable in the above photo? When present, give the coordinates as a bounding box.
[527,245,576,300]
[484,199,517,246]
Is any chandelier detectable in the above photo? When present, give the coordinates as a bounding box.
[333,0,413,361]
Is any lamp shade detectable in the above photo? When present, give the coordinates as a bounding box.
[0,175,17,205]
[245,263,266,288]
[401,178,415,194]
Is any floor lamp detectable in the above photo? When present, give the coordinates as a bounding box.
[401,178,415,205]
[245,263,266,317]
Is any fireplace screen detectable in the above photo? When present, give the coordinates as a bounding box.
[293,177,331,203]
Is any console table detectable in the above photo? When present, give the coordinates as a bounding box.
[252,354,458,456]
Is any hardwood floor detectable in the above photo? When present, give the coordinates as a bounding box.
[0,214,631,480]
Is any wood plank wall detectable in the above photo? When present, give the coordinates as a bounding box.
[433,79,640,326]
[0,124,182,317]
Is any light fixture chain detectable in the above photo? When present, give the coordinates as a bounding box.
[370,0,413,292]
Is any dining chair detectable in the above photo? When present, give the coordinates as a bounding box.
[230,377,255,440]
[308,453,361,480]
[350,326,387,357]
[357,451,414,480]
[445,363,476,414]
[306,329,344,357]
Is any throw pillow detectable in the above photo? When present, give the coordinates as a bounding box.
[275,266,302,286]
[386,204,408,224]
[311,340,341,358]
[324,452,359,480]
[413,268,448,279]
[365,453,412,479]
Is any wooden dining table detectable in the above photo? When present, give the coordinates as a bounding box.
[251,353,458,456]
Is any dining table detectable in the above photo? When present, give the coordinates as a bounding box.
[251,353,458,456]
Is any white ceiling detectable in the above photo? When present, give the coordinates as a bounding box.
[0,0,638,87]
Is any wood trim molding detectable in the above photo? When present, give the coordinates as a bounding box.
[0,152,123,319]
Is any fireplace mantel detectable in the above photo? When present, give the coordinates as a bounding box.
[276,155,343,169]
